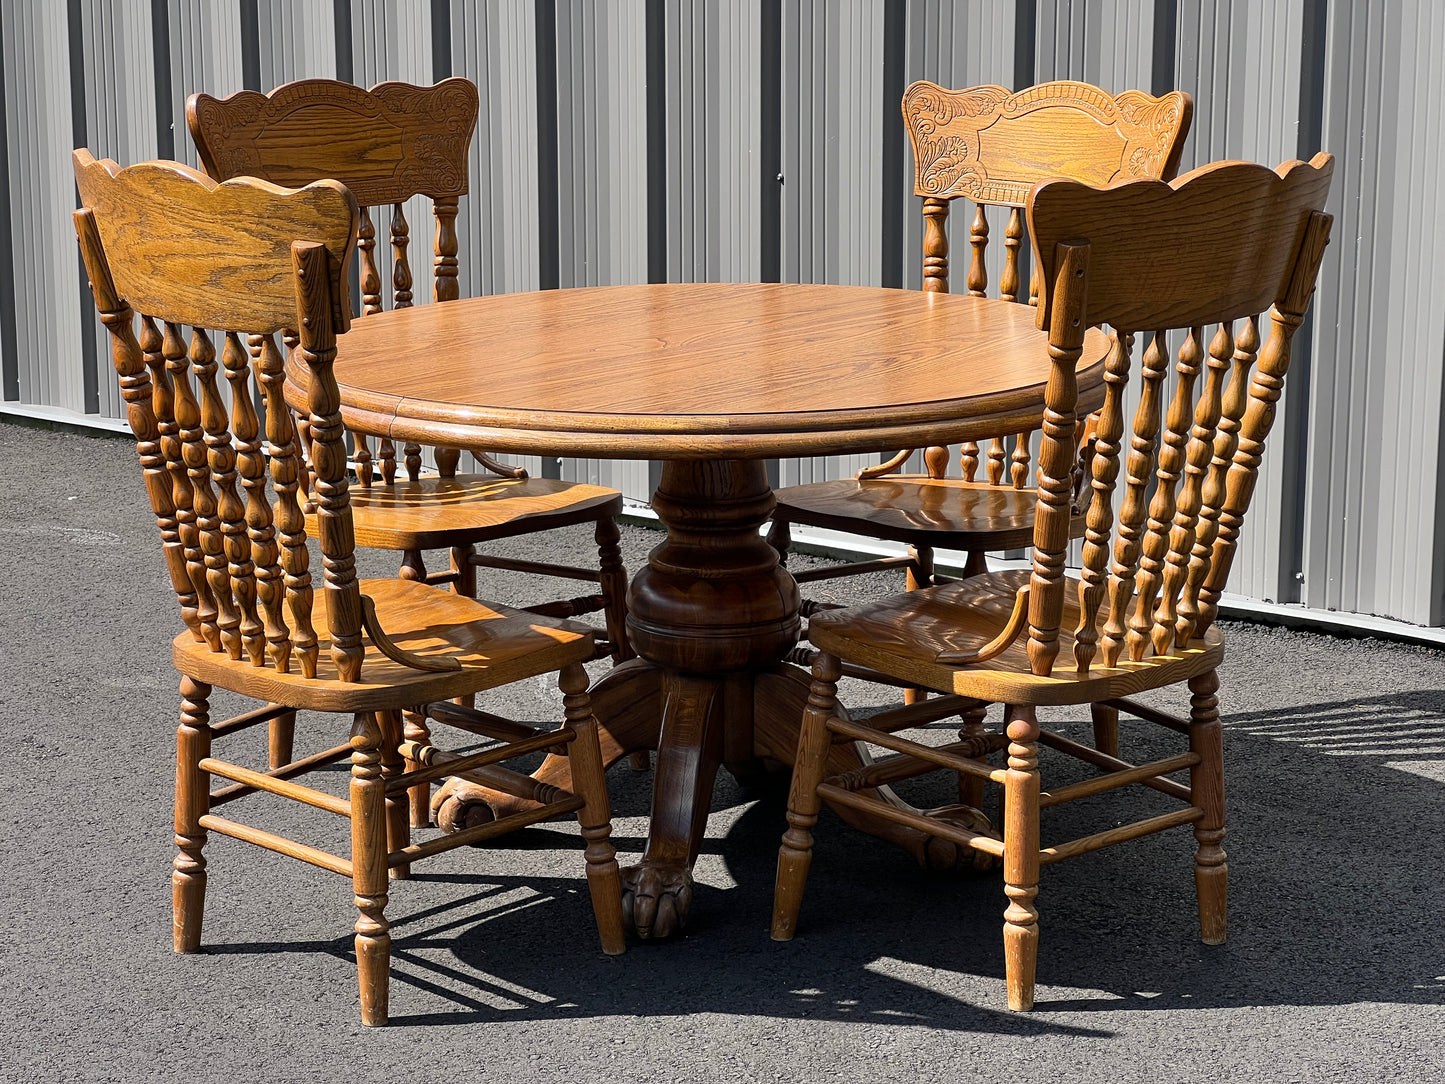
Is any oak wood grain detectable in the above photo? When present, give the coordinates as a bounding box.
[294,283,1110,459]
[187,78,478,205]
[904,80,1192,205]
[72,150,356,335]
[1030,154,1335,335]
[318,475,622,551]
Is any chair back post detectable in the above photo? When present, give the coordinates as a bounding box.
[1026,240,1089,676]
[292,238,364,682]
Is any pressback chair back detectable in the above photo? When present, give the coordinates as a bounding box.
[72,149,364,681]
[188,77,480,484]
[897,80,1192,486]
[1022,153,1335,677]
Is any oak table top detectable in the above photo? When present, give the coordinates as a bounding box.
[305,281,1110,458]
[299,281,1113,942]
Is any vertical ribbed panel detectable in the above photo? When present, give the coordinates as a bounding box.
[554,0,648,499]
[777,0,883,488]
[1306,0,1445,624]
[3,1,84,413]
[1037,0,1152,88]
[666,0,761,283]
[78,0,159,420]
[452,0,540,299]
[450,0,544,478]
[555,0,647,290]
[350,0,434,310]
[256,0,336,88]
[167,0,245,171]
[1170,0,1304,604]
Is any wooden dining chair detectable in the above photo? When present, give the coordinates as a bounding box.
[769,80,1192,740]
[187,77,631,656]
[72,149,627,1026]
[187,76,640,807]
[770,153,1335,1012]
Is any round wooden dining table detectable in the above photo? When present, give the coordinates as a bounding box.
[292,281,1110,940]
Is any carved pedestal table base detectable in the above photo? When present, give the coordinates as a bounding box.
[431,459,998,938]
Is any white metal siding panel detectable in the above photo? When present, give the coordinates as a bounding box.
[1306,0,1445,624]
[5,1,84,413]
[666,0,760,284]
[79,0,159,421]
[167,0,246,172]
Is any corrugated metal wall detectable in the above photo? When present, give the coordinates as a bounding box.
[5,0,1443,630]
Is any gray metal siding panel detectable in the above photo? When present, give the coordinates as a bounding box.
[1305,0,1445,625]
[7,0,1445,630]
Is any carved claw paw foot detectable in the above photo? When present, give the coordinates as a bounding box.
[430,777,497,835]
[620,864,694,940]
[921,803,1002,872]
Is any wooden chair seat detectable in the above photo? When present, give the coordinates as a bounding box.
[323,475,623,551]
[808,568,1222,707]
[775,476,1086,551]
[173,576,595,713]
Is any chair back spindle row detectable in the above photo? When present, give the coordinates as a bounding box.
[1021,155,1335,677]
[899,80,1193,488]
[188,78,480,490]
[73,151,361,681]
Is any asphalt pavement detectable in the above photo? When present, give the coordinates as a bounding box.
[3,420,1443,1083]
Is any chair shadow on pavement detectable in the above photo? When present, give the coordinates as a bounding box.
[209,689,1445,1031]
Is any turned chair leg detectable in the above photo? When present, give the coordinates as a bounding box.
[560,662,627,954]
[450,543,477,597]
[402,709,431,829]
[349,711,391,1026]
[378,711,410,881]
[1002,703,1041,1011]
[772,652,842,941]
[595,516,633,664]
[173,676,212,954]
[956,701,989,809]
[268,708,295,770]
[1188,669,1227,945]
[904,546,934,706]
[448,547,478,710]
[1090,703,1120,758]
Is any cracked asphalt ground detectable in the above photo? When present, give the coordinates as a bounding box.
[3,420,1444,1082]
